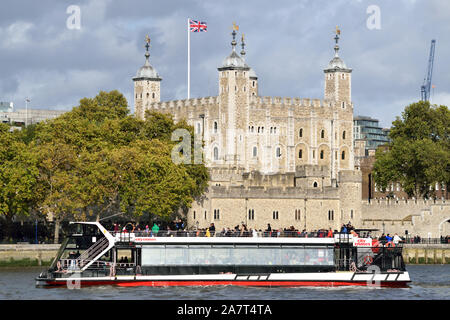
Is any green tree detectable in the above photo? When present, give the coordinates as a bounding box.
[0,124,39,240]
[373,101,450,198]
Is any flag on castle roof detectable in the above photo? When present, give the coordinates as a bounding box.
[190,20,207,32]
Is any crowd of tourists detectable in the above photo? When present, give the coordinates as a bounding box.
[111,221,361,238]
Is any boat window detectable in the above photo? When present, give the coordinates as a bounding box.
[141,245,334,266]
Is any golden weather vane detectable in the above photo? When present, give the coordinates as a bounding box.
[145,35,151,44]
[336,26,341,35]
[232,22,239,31]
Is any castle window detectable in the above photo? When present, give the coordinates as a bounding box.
[147,93,149,98]
[261,127,264,133]
[204,211,207,219]
[320,150,324,159]
[213,147,219,161]
[328,210,334,221]
[350,210,354,219]
[342,101,345,109]
[342,131,346,139]
[341,150,346,160]
[193,211,196,220]
[214,121,218,133]
[244,86,246,92]
[257,127,260,133]
[152,93,155,99]
[298,149,302,159]
[251,126,254,132]
[313,182,318,188]
[295,209,301,221]
[270,127,273,134]
[140,93,142,98]
[248,209,255,220]
[252,81,255,87]
[274,127,277,134]
[276,147,281,158]
[214,209,220,220]
[321,130,325,139]
[252,146,258,158]
[299,128,303,137]
[313,150,315,159]
[272,211,279,220]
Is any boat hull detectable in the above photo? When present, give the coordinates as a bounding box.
[36,272,411,288]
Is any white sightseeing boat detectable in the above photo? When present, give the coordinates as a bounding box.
[36,222,411,288]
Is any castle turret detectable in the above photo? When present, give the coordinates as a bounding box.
[217,24,251,164]
[324,27,352,105]
[133,35,161,120]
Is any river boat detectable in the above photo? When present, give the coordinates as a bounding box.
[35,222,411,288]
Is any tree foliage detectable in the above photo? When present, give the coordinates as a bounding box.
[0,91,209,234]
[373,101,450,198]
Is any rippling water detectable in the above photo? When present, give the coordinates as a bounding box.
[0,265,449,300]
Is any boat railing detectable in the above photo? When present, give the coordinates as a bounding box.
[111,230,340,239]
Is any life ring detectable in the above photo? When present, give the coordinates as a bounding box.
[363,255,373,265]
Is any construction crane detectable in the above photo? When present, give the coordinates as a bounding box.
[421,39,436,101]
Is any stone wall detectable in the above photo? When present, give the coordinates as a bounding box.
[0,244,59,265]
[361,199,450,238]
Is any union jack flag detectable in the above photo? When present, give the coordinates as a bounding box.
[190,19,207,32]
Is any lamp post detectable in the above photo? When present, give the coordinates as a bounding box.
[25,98,30,127]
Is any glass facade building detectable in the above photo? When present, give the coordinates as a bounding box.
[353,116,390,155]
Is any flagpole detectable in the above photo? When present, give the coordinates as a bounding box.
[187,18,190,99]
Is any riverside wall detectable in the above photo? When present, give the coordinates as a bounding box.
[0,244,59,266]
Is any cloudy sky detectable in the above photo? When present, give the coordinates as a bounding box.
[0,0,448,127]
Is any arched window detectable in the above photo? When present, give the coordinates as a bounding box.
[298,149,303,159]
[276,147,281,158]
[252,146,258,157]
[341,150,346,160]
[342,131,346,139]
[321,130,325,139]
[313,181,318,188]
[213,147,219,161]
[299,128,303,137]
[320,150,324,159]
[146,93,149,98]
[214,121,218,133]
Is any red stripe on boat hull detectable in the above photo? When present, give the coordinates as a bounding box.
[42,280,409,288]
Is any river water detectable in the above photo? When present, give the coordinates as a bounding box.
[0,265,448,300]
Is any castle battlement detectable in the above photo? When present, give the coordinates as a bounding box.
[150,96,219,110]
[249,96,343,110]
[362,198,447,207]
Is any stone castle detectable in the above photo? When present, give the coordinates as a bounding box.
[131,28,449,237]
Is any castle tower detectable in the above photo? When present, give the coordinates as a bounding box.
[323,27,352,105]
[217,24,251,164]
[133,35,162,120]
[322,27,354,180]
